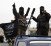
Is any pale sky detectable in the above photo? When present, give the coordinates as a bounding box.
[0,0,51,28]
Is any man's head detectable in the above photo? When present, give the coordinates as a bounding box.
[19,7,24,16]
[40,6,44,14]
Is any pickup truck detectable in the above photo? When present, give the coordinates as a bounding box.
[14,35,51,46]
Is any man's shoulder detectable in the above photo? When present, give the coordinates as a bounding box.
[45,12,50,15]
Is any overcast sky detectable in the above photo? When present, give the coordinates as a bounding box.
[0,0,51,28]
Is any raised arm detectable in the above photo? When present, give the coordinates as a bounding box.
[12,3,17,16]
[32,16,38,22]
[44,10,51,20]
[12,3,19,19]
[25,7,30,17]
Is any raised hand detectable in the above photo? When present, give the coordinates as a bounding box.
[12,3,15,8]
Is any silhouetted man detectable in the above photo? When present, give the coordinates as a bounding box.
[12,3,30,35]
[32,6,51,36]
[18,7,26,35]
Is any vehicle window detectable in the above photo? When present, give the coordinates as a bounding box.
[18,42,26,46]
[30,41,51,46]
